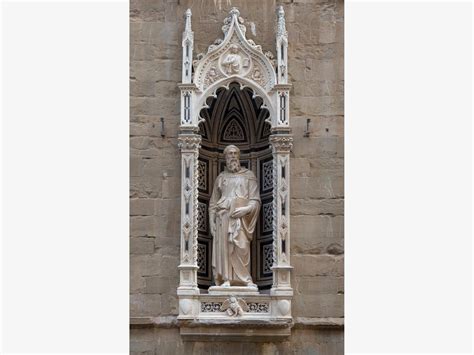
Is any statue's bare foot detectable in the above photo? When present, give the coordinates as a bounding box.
[247,282,257,288]
[222,281,230,287]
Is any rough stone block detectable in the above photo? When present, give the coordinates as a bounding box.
[130,198,155,216]
[291,198,344,216]
[130,156,143,177]
[293,254,344,277]
[130,254,163,277]
[296,276,344,295]
[130,216,156,237]
[130,59,159,83]
[291,215,344,254]
[130,136,153,150]
[160,293,178,315]
[130,262,145,294]
[130,79,155,98]
[130,294,161,317]
[130,237,155,255]
[130,176,162,199]
[130,120,163,137]
[290,158,311,177]
[161,176,181,199]
[130,0,165,22]
[144,276,171,294]
[158,255,179,277]
[293,293,344,318]
[291,175,344,199]
[291,136,344,158]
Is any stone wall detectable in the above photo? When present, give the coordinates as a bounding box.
[131,328,343,354]
[130,0,343,352]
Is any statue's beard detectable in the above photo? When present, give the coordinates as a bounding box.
[226,159,240,173]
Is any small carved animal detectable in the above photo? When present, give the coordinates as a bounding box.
[220,296,249,317]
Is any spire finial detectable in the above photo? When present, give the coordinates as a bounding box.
[184,8,192,32]
[229,7,240,17]
[277,6,286,37]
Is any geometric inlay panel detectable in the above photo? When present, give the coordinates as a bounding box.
[262,202,273,233]
[201,302,222,312]
[197,201,207,233]
[248,302,270,313]
[262,243,273,275]
[261,159,273,192]
[198,159,208,192]
[222,118,245,141]
[197,243,207,274]
[200,302,269,313]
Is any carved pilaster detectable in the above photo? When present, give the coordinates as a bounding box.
[179,83,198,127]
[274,84,291,127]
[178,134,201,295]
[270,134,293,296]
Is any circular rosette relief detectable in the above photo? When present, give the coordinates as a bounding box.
[219,44,252,78]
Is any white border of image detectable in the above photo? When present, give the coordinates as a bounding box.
[0,0,472,353]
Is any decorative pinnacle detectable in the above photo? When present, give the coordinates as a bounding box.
[184,9,192,32]
[278,5,284,17]
[229,7,240,17]
[277,6,286,37]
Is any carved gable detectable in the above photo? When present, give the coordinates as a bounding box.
[193,8,276,92]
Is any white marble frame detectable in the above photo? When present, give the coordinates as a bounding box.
[177,6,293,326]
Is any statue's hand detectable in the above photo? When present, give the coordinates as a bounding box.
[231,206,251,219]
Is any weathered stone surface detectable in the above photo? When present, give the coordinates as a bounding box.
[130,237,155,255]
[129,327,343,354]
[294,294,344,318]
[144,276,171,294]
[130,294,162,317]
[296,276,344,295]
[130,216,156,237]
[293,254,343,277]
[291,176,344,199]
[291,198,344,216]
[130,156,143,177]
[130,198,155,216]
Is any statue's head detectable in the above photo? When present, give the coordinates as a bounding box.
[224,145,241,173]
[230,44,239,54]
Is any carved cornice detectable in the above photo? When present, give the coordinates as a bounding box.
[270,135,293,153]
[178,83,198,90]
[178,134,201,151]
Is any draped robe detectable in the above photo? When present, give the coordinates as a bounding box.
[209,168,260,286]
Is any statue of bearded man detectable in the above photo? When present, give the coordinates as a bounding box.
[209,145,261,288]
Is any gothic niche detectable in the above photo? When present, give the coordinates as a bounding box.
[197,82,273,290]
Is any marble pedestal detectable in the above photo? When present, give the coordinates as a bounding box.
[208,285,260,296]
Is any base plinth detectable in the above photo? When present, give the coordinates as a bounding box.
[208,285,260,296]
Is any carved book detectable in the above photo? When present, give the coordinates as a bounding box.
[230,197,249,215]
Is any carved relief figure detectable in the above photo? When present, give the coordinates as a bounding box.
[220,296,249,317]
[251,67,265,86]
[204,66,219,87]
[222,44,242,74]
[209,145,260,288]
